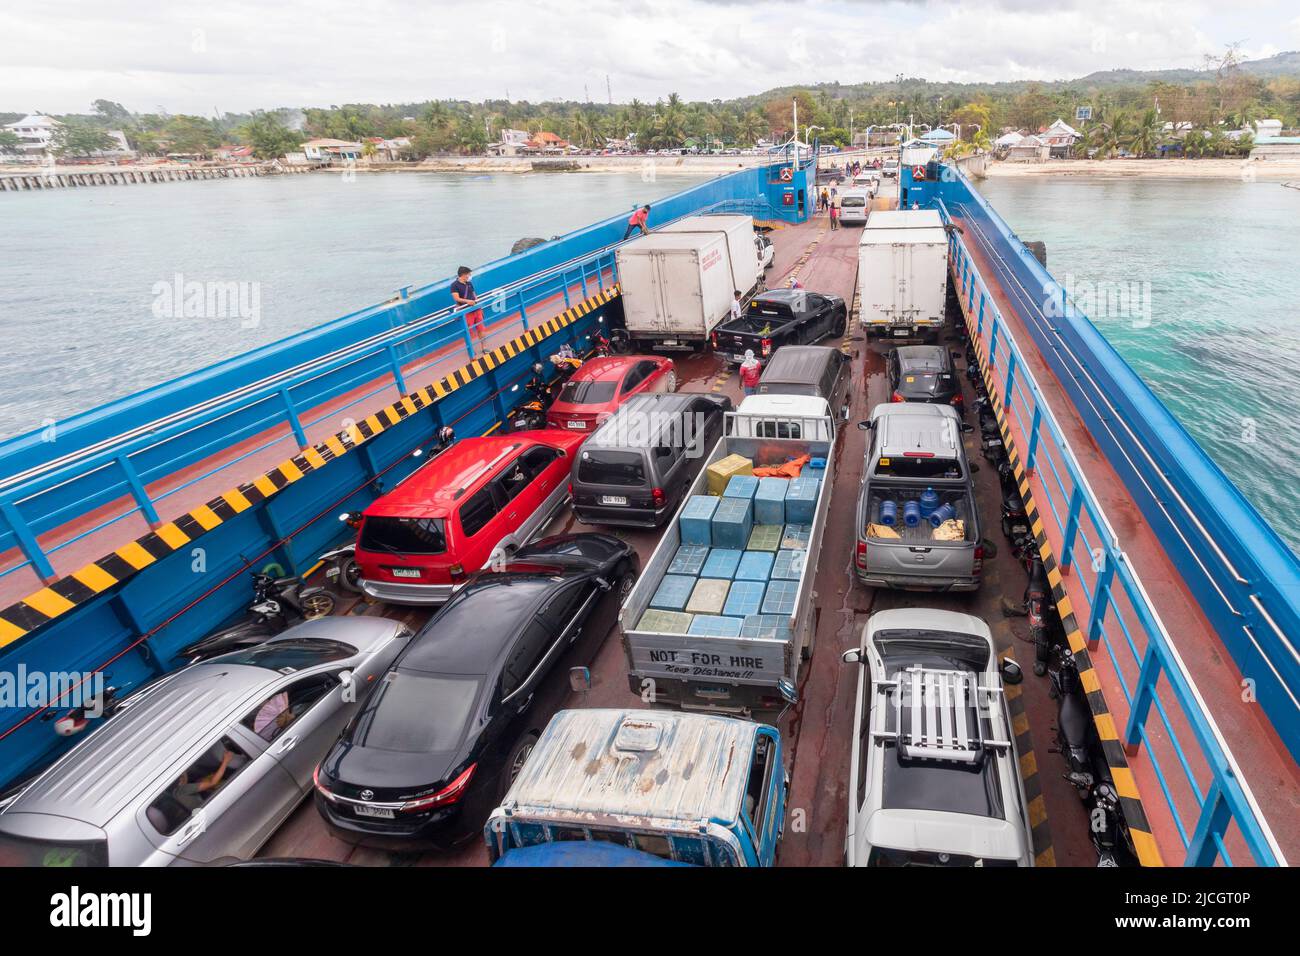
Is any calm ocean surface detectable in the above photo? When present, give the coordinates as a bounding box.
[976,176,1300,555]
[0,170,711,437]
[1,170,1296,552]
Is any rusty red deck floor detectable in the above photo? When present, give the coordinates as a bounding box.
[261,206,1104,867]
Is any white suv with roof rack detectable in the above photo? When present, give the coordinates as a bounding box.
[841,608,1033,867]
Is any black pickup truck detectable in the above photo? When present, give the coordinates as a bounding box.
[711,289,848,364]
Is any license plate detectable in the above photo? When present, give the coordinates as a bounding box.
[893,328,910,337]
[732,354,747,363]
[353,804,395,819]
[565,420,586,429]
[390,568,421,579]
[601,495,628,506]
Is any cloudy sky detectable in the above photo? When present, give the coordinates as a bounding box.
[4,0,1299,115]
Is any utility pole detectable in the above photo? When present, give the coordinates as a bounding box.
[606,74,612,105]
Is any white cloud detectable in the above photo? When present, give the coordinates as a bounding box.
[0,0,1292,114]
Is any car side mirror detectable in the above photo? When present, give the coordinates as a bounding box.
[1000,659,1023,685]
[960,422,974,433]
[856,420,871,431]
[776,678,798,705]
[841,648,863,664]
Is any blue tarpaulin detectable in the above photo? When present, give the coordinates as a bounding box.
[494,841,692,867]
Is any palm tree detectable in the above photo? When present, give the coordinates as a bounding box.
[1130,108,1160,157]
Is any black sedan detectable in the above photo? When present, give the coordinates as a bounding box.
[312,533,636,850]
[887,345,964,412]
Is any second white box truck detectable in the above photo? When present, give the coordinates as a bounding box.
[858,208,949,341]
[617,214,761,351]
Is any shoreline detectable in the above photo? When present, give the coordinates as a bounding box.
[984,157,1300,181]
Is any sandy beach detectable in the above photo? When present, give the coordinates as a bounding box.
[984,157,1300,180]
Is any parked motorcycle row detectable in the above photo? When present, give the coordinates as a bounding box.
[955,321,1139,867]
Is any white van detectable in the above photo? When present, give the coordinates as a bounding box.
[838,188,871,225]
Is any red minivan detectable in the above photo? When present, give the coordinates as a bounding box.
[355,430,587,605]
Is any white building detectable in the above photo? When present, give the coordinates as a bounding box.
[300,138,362,163]
[3,114,59,158]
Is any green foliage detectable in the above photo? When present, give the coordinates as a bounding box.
[51,122,116,157]
[239,112,302,159]
[0,130,21,153]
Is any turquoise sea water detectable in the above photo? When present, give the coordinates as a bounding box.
[975,176,1300,555]
[0,170,711,439]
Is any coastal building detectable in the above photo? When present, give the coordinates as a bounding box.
[528,130,570,153]
[488,130,531,157]
[301,138,363,163]
[3,114,59,159]
[1252,119,1283,139]
[1250,135,1300,161]
[1040,119,1081,158]
[1006,133,1049,162]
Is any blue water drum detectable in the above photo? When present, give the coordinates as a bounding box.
[920,487,939,519]
[878,500,898,526]
[903,500,922,527]
[929,502,957,527]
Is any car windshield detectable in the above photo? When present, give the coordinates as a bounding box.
[874,456,964,480]
[0,832,108,867]
[208,638,356,671]
[360,516,446,555]
[353,671,481,753]
[841,196,867,207]
[558,380,617,405]
[578,450,646,487]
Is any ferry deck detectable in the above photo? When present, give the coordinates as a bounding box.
[1,157,1295,869]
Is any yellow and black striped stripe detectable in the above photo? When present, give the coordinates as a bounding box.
[1001,646,1055,866]
[955,267,1163,866]
[0,285,621,648]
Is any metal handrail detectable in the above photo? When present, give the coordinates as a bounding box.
[936,196,1285,866]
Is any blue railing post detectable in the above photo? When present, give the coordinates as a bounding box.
[1059,486,1084,573]
[561,267,571,308]
[988,316,1000,369]
[1186,781,1231,867]
[116,455,160,526]
[1125,643,1163,754]
[579,261,589,298]
[977,293,985,335]
[1025,406,1043,476]
[1087,555,1115,650]
[1004,350,1018,413]
[0,500,56,582]
[386,345,408,396]
[518,291,529,331]
[279,388,309,449]
[459,312,476,354]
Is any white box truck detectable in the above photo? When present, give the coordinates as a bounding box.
[657,214,764,293]
[617,215,761,351]
[859,208,948,341]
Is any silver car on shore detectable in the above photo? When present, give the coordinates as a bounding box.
[0,617,409,866]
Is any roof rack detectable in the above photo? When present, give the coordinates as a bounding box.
[873,665,1009,762]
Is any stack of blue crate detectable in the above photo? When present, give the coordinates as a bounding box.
[747,525,783,551]
[741,614,793,639]
[688,615,744,637]
[785,476,820,525]
[680,495,718,546]
[701,548,742,579]
[712,497,753,550]
[736,550,775,581]
[761,579,799,615]
[686,578,731,614]
[637,608,694,633]
[668,544,710,576]
[723,474,759,501]
[723,580,766,617]
[754,477,788,525]
[771,549,806,581]
[650,574,696,610]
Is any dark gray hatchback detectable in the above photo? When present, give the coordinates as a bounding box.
[571,392,732,528]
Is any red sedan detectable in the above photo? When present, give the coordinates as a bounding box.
[546,355,676,432]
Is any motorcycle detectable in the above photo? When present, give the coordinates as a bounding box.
[998,459,1032,548]
[1050,650,1136,867]
[509,363,557,432]
[973,396,1006,464]
[178,570,336,663]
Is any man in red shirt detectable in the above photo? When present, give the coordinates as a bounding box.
[739,350,762,395]
[623,204,651,240]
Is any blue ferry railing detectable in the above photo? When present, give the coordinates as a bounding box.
[935,194,1287,866]
[0,245,618,589]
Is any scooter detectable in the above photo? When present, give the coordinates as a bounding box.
[998,459,1032,546]
[509,363,556,432]
[1050,650,1136,867]
[179,570,336,663]
[974,396,1005,463]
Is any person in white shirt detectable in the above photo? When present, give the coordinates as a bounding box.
[730,290,743,322]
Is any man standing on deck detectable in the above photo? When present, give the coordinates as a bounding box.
[451,266,486,349]
[623,204,651,240]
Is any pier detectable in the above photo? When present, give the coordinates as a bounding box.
[0,163,310,191]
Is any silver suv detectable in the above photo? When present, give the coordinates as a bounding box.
[841,608,1032,867]
[0,617,407,866]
